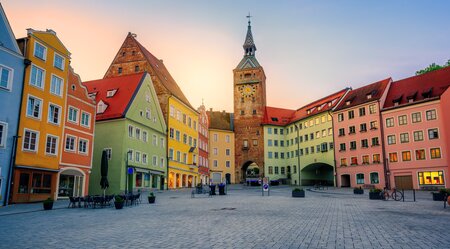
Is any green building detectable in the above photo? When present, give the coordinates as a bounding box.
[263,89,349,186]
[84,73,167,194]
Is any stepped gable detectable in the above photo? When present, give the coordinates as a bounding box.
[68,67,95,105]
[83,73,145,121]
[207,110,233,131]
[263,107,295,126]
[384,67,450,109]
[334,78,391,111]
[132,36,194,110]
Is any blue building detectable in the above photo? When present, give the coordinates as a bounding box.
[0,3,25,206]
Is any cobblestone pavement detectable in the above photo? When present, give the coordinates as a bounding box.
[1,186,450,249]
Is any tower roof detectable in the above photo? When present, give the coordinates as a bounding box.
[243,15,257,56]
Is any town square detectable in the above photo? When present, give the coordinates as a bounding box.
[1,1,450,248]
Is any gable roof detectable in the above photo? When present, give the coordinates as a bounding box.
[27,29,71,58]
[126,34,194,110]
[68,67,95,105]
[83,73,145,121]
[334,78,391,111]
[263,106,295,126]
[207,110,233,131]
[0,3,22,55]
[383,67,450,109]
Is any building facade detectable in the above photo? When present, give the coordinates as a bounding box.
[333,78,391,189]
[84,73,167,195]
[197,104,209,185]
[12,29,70,203]
[208,110,235,184]
[58,68,95,198]
[233,19,266,183]
[382,67,450,190]
[104,33,199,189]
[0,3,25,205]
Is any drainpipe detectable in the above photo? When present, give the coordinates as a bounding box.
[5,53,31,206]
[166,95,172,190]
[378,100,390,189]
[295,123,301,186]
[329,111,338,187]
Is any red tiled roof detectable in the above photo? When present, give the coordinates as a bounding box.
[334,78,391,111]
[82,73,145,121]
[132,36,194,110]
[263,89,349,126]
[384,67,450,109]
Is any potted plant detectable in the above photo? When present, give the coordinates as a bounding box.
[43,197,54,210]
[369,188,383,200]
[292,188,305,198]
[218,183,226,195]
[114,195,124,209]
[353,186,364,195]
[148,192,156,204]
[432,188,449,201]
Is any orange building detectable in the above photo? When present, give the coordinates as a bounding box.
[58,68,95,198]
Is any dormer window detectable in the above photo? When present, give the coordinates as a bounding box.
[97,100,108,114]
[307,110,311,114]
[408,98,414,103]
[392,95,402,106]
[345,100,351,106]
[88,92,97,99]
[366,94,372,100]
[421,88,432,98]
[107,89,118,98]
[407,91,417,103]
[271,117,278,122]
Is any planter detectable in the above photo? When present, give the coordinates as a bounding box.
[114,201,124,209]
[148,196,156,204]
[43,201,54,210]
[369,192,382,200]
[292,191,305,198]
[432,192,446,201]
[354,189,364,195]
[210,185,216,195]
[218,185,226,195]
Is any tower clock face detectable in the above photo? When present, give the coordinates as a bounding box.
[239,84,256,97]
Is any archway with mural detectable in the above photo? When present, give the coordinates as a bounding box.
[241,161,262,185]
[301,163,334,186]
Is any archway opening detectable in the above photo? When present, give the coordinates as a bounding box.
[301,163,334,186]
[242,161,261,186]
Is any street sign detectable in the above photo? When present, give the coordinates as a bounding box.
[263,183,269,191]
[127,167,134,174]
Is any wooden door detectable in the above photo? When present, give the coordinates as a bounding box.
[394,175,413,190]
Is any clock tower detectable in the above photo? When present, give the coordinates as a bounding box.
[233,17,266,183]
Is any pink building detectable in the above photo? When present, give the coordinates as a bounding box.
[197,104,210,184]
[334,78,391,189]
[382,67,450,190]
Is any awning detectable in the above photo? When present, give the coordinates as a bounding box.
[15,165,59,173]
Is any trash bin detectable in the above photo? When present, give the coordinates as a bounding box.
[218,184,226,195]
[210,184,216,195]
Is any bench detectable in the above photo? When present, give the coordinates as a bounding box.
[191,186,212,198]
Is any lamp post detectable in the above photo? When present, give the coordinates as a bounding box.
[126,150,132,194]
[295,123,302,186]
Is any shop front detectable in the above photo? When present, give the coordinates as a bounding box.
[12,166,58,203]
[57,168,86,198]
[132,167,165,191]
[418,170,445,189]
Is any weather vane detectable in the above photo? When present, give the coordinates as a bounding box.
[246,12,252,25]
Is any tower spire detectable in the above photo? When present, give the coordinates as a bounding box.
[243,13,256,56]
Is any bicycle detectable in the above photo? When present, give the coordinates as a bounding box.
[380,188,403,201]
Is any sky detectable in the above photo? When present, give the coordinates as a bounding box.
[3,0,450,112]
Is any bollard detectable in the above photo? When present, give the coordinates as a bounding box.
[402,189,405,202]
[413,189,416,202]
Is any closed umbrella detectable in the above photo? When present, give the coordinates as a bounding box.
[100,150,109,196]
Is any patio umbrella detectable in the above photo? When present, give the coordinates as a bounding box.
[100,150,109,196]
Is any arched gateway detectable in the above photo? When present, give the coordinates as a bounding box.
[301,163,334,186]
[241,161,262,185]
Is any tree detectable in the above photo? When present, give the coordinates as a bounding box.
[416,60,450,75]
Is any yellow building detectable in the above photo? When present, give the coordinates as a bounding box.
[13,29,70,203]
[167,97,199,188]
[207,110,235,184]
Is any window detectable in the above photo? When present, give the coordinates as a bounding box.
[361,139,368,148]
[348,110,355,119]
[253,139,258,146]
[65,135,76,151]
[370,172,379,184]
[226,135,230,143]
[0,122,6,147]
[359,107,366,116]
[389,152,398,162]
[27,96,42,119]
[118,67,122,74]
[151,134,157,146]
[50,75,63,96]
[281,167,285,175]
[104,148,112,160]
[160,157,164,168]
[369,104,376,114]
[268,152,273,159]
[387,135,396,145]
[412,112,421,123]
[351,157,358,165]
[142,154,148,164]
[153,155,158,166]
[274,167,279,174]
[23,129,39,152]
[316,131,320,138]
[169,128,174,139]
[78,139,88,154]
[160,137,165,148]
[175,130,180,141]
[135,128,141,140]
[0,65,12,90]
[386,118,394,128]
[45,135,58,155]
[400,133,409,143]
[340,158,347,167]
[402,151,411,161]
[128,126,133,137]
[428,128,439,139]
[430,148,441,159]
[426,110,437,120]
[135,151,141,163]
[373,154,381,164]
[293,166,297,174]
[418,171,444,185]
[30,173,52,194]
[362,155,369,164]
[398,115,407,125]
[128,150,134,161]
[349,126,356,134]
[81,112,90,127]
[371,137,379,146]
[183,134,187,144]
[274,152,279,159]
[48,104,60,125]
[328,128,333,136]
[54,54,64,70]
[169,148,174,160]
[30,65,44,89]
[213,160,218,167]
[213,148,218,155]
[338,113,344,122]
[360,123,367,132]
[274,140,278,147]
[243,140,248,148]
[339,143,346,151]
[413,131,424,141]
[416,149,426,160]
[339,128,345,136]
[356,174,364,184]
[350,141,356,150]
[68,107,78,123]
[226,149,230,156]
[268,166,273,174]
[141,131,147,142]
[226,161,231,168]
[370,121,378,130]
[34,42,47,60]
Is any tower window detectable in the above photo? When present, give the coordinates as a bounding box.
[240,110,244,115]
[135,65,140,72]
[241,97,244,103]
[118,67,122,74]
[132,51,136,55]
[122,52,126,57]
[252,110,257,115]
[252,97,256,102]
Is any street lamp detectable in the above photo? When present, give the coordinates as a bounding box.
[126,150,132,194]
[295,123,302,186]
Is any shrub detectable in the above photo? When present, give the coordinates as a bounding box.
[114,195,124,203]
[293,188,304,192]
[438,188,450,195]
[148,192,155,197]
[43,197,53,204]
[370,188,382,193]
